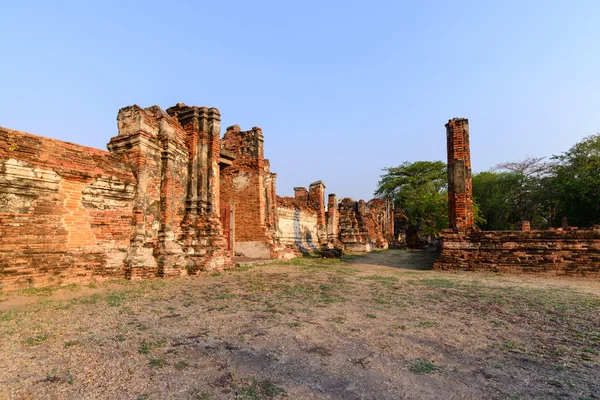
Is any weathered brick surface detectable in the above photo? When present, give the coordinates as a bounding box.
[334,197,395,253]
[220,125,278,258]
[0,127,135,290]
[1,103,401,290]
[438,117,600,276]
[338,198,373,252]
[446,118,474,231]
[435,228,600,275]
[0,103,236,291]
[364,198,395,248]
[275,181,327,257]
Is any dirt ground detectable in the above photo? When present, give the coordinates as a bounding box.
[1,249,599,400]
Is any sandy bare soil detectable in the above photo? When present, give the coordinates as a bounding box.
[1,249,599,400]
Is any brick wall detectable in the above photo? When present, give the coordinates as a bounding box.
[438,117,600,276]
[0,127,136,290]
[1,103,234,291]
[220,125,277,258]
[435,228,600,275]
[338,198,373,252]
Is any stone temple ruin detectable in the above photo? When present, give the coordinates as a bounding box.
[0,103,395,290]
[435,118,600,275]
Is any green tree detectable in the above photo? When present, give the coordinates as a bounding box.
[494,156,551,226]
[374,161,448,238]
[472,171,521,230]
[552,134,600,227]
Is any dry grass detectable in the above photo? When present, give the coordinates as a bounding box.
[0,249,599,399]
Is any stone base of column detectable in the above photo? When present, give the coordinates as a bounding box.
[124,246,158,280]
[154,240,188,278]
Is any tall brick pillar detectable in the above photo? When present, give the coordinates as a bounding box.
[309,181,327,244]
[446,118,474,231]
[326,194,339,242]
[167,104,230,272]
[109,105,162,279]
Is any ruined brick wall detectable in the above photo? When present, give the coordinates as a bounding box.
[0,127,136,290]
[275,182,326,255]
[435,228,600,275]
[446,118,474,231]
[276,195,320,255]
[335,197,395,253]
[438,117,600,276]
[1,103,233,291]
[219,125,277,258]
[338,198,373,252]
[364,198,395,249]
[108,105,193,278]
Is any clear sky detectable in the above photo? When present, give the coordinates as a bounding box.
[2,1,599,200]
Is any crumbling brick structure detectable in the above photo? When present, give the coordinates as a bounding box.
[219,125,279,259]
[0,103,398,290]
[276,181,326,256]
[335,197,395,252]
[0,103,233,290]
[435,118,600,275]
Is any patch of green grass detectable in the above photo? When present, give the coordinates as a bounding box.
[360,275,399,282]
[0,310,20,322]
[415,321,439,328]
[210,272,222,277]
[64,340,81,348]
[138,339,166,354]
[106,291,127,307]
[547,379,563,388]
[148,358,168,368]
[409,358,438,374]
[366,313,377,319]
[226,265,254,272]
[330,316,346,324]
[23,334,48,346]
[235,378,287,399]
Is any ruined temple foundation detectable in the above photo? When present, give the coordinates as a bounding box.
[435,118,600,276]
[0,103,396,290]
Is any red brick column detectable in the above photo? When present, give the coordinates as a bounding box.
[446,118,474,231]
[309,181,327,244]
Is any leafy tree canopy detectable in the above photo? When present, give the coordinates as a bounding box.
[551,133,600,227]
[374,161,447,237]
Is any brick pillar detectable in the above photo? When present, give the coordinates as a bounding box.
[166,103,231,272]
[108,105,162,279]
[446,118,474,231]
[309,181,327,244]
[294,187,308,202]
[207,108,221,217]
[326,194,339,242]
[155,117,186,277]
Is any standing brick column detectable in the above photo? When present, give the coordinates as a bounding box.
[166,103,231,272]
[446,118,474,231]
[309,181,327,244]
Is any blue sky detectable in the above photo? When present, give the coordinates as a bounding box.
[2,1,599,200]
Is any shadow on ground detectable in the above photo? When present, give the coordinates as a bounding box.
[345,249,438,270]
